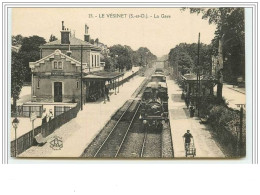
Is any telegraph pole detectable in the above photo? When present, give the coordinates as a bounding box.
[80,45,83,110]
[196,33,200,116]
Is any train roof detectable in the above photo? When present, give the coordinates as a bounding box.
[146,81,167,88]
[155,68,163,71]
[151,74,165,77]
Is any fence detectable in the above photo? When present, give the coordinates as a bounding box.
[107,71,138,90]
[54,106,72,117]
[13,105,43,118]
[11,102,80,157]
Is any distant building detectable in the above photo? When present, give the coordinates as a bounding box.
[30,21,123,103]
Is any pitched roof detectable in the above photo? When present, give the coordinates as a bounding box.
[83,71,124,80]
[29,49,83,69]
[44,36,92,46]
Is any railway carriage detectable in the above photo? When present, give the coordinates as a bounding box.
[151,74,166,83]
[154,68,164,74]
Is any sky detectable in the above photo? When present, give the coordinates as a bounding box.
[12,8,216,57]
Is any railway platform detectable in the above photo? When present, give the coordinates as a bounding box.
[167,77,226,158]
[19,70,145,157]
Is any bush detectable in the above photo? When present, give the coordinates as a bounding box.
[199,96,246,156]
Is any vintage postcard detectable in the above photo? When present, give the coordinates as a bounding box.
[10,7,246,159]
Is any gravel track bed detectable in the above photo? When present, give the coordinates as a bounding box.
[142,131,162,158]
[116,114,144,158]
[81,100,132,157]
[161,121,174,158]
[94,100,139,158]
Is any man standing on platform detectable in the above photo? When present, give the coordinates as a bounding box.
[105,86,110,102]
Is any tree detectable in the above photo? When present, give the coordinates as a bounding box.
[18,35,46,82]
[11,51,26,112]
[104,45,157,72]
[136,47,157,67]
[103,56,116,71]
[184,10,244,75]
[95,38,99,44]
[49,34,58,42]
[168,43,212,77]
[90,39,95,44]
[109,44,132,71]
[12,34,23,46]
[183,8,245,100]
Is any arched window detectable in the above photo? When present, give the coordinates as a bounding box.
[58,61,62,69]
[37,79,40,88]
[54,61,58,69]
[53,61,63,70]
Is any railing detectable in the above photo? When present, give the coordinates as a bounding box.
[54,106,72,117]
[12,105,43,118]
[107,71,138,90]
[11,102,80,157]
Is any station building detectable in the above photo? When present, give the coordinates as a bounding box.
[30,21,123,103]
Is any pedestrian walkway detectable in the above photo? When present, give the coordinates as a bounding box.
[167,77,225,158]
[214,84,246,110]
[226,84,245,94]
[19,73,145,157]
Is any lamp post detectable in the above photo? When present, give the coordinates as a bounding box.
[12,117,19,157]
[196,33,201,117]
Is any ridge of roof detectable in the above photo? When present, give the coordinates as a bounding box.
[43,36,100,48]
[29,49,82,68]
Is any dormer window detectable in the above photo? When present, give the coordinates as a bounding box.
[53,61,63,70]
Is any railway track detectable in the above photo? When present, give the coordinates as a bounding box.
[140,130,162,158]
[81,67,173,158]
[93,100,140,158]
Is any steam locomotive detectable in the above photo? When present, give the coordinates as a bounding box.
[139,71,168,131]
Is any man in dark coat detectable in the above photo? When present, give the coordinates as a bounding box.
[183,130,193,150]
[105,86,110,101]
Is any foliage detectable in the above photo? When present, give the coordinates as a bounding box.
[18,35,46,82]
[49,34,58,42]
[12,34,23,46]
[183,8,245,82]
[198,96,246,155]
[168,43,212,76]
[103,56,116,71]
[11,51,26,109]
[108,45,157,71]
[90,39,95,44]
[136,47,157,66]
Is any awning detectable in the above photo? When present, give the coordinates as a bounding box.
[83,71,124,81]
[182,73,217,83]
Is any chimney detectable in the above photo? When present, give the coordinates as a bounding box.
[84,24,90,42]
[61,21,70,44]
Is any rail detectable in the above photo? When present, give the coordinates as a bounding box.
[115,102,141,157]
[93,100,135,157]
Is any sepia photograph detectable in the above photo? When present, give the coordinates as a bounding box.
[10,7,246,159]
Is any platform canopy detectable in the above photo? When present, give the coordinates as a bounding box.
[83,71,124,81]
[182,73,218,83]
